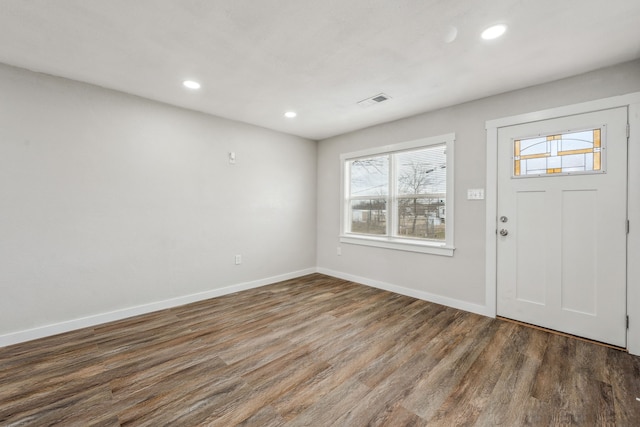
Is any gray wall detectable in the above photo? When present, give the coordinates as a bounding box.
[2,58,639,345]
[316,59,640,310]
[0,63,317,339]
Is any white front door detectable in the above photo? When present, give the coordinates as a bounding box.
[497,107,628,347]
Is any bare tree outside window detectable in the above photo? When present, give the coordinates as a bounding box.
[396,146,446,240]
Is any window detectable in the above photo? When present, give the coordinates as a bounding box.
[340,133,455,256]
[514,128,605,177]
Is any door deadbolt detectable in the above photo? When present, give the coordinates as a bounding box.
[500,216,508,223]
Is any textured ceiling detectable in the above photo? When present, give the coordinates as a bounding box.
[0,0,639,140]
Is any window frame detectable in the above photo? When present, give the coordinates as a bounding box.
[340,133,455,256]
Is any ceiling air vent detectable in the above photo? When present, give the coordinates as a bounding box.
[357,93,391,108]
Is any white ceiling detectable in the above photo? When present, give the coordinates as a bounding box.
[0,0,639,140]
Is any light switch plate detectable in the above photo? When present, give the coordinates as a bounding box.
[467,188,485,200]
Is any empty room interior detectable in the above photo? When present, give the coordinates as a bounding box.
[2,1,640,425]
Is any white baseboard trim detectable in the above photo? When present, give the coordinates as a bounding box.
[316,267,494,318]
[0,268,316,348]
[1,267,493,348]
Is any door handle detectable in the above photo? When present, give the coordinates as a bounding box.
[499,229,509,236]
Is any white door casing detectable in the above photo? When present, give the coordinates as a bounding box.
[496,107,628,347]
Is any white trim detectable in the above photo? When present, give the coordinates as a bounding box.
[627,101,640,356]
[485,126,499,318]
[485,91,640,355]
[485,92,640,129]
[0,268,316,348]
[317,267,493,317]
[340,235,454,256]
[446,136,455,250]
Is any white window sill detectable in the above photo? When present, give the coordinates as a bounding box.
[339,234,455,256]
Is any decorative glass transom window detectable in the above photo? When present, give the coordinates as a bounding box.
[340,133,455,256]
[513,128,605,177]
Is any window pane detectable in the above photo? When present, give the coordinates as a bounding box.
[396,145,446,196]
[397,197,445,240]
[350,199,387,235]
[349,156,389,196]
[514,129,602,177]
[341,133,453,251]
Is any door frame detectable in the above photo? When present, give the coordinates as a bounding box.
[485,91,640,355]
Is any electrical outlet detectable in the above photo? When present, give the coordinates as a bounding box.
[229,152,236,164]
[337,247,342,256]
[234,254,242,265]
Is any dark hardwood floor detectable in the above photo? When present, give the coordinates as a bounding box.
[1,273,639,426]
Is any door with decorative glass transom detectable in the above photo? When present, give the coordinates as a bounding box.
[497,107,628,347]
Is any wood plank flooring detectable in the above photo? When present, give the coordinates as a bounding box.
[1,273,639,426]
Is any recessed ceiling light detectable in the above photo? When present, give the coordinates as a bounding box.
[481,24,507,40]
[183,80,201,89]
[284,111,297,118]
